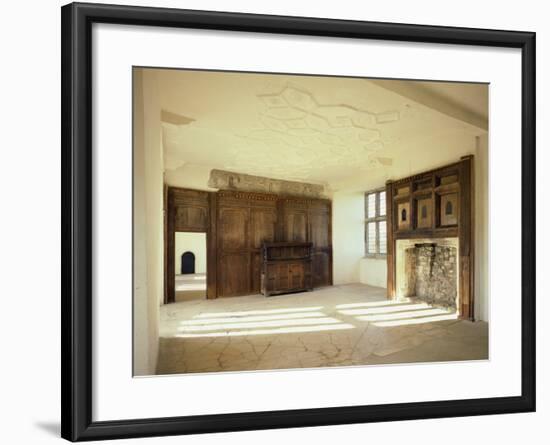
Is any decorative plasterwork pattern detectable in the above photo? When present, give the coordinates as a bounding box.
[222,84,398,178]
[209,169,326,198]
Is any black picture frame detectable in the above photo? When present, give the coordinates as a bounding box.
[61,2,536,442]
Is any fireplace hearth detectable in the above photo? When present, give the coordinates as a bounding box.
[396,238,459,311]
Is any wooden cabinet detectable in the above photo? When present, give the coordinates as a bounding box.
[282,199,332,288]
[261,242,313,296]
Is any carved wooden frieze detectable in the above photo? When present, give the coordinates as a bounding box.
[209,169,326,198]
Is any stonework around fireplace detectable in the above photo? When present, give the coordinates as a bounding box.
[396,238,459,311]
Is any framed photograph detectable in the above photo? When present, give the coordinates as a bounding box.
[61,2,536,441]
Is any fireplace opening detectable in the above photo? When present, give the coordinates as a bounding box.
[396,238,458,312]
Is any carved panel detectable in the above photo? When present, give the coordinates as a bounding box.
[416,197,433,229]
[309,211,330,248]
[284,210,308,242]
[250,208,277,249]
[219,253,250,297]
[174,205,208,232]
[209,169,326,198]
[261,242,313,296]
[312,251,331,287]
[251,252,262,294]
[397,201,411,231]
[440,193,458,226]
[219,207,248,250]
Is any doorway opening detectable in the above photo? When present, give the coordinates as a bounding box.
[175,232,207,302]
[181,251,195,274]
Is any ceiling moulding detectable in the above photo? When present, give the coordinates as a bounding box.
[208,169,327,198]
[161,109,195,126]
[368,79,488,131]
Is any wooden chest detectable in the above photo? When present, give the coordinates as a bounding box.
[261,242,313,296]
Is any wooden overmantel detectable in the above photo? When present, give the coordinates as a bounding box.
[385,156,475,320]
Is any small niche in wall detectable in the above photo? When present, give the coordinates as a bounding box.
[397,201,410,230]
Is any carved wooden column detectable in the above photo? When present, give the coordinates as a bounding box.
[459,155,475,320]
[207,193,217,299]
[386,180,395,299]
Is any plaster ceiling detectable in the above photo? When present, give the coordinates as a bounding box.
[155,69,487,192]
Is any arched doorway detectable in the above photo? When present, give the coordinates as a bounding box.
[181,251,195,274]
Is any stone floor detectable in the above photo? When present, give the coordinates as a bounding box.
[157,284,488,375]
[175,273,206,302]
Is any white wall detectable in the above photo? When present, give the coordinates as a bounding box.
[133,69,164,376]
[175,232,207,274]
[475,134,489,321]
[332,191,389,288]
[360,257,387,288]
[332,192,365,284]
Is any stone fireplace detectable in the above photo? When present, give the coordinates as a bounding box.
[385,157,474,319]
[395,238,459,311]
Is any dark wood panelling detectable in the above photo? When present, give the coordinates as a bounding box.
[216,190,279,298]
[171,188,209,233]
[206,193,217,299]
[250,207,277,249]
[459,155,475,320]
[219,207,248,250]
[309,206,332,287]
[166,187,332,301]
[312,251,331,288]
[285,210,308,242]
[165,187,210,304]
[309,211,329,248]
[175,206,207,232]
[386,180,395,299]
[219,253,250,297]
[251,252,263,294]
[281,198,332,289]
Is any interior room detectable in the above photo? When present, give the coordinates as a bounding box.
[133,67,489,376]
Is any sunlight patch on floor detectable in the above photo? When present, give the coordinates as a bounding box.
[193,306,324,318]
[174,323,355,338]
